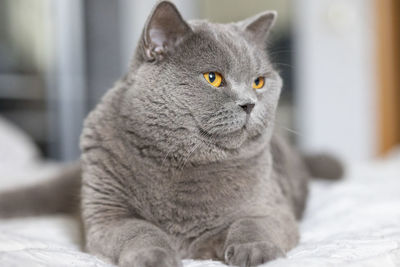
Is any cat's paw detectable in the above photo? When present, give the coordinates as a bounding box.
[224,241,284,267]
[119,247,182,267]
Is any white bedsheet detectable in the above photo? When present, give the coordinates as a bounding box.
[1,118,400,267]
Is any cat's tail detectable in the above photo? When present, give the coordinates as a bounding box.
[303,153,344,180]
[0,163,81,218]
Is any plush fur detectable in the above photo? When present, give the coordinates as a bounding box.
[0,2,343,267]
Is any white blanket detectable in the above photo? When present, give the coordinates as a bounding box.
[1,117,400,267]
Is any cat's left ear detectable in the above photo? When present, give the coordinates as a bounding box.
[237,11,277,47]
[142,1,193,62]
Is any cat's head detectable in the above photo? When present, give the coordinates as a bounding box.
[122,1,282,163]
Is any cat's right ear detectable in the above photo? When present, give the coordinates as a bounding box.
[141,1,193,62]
[237,11,277,48]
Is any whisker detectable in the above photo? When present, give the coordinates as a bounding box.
[268,49,294,57]
[281,127,302,136]
[274,121,303,137]
[273,62,295,69]
[160,145,174,169]
[177,141,202,172]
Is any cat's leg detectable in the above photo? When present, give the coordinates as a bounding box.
[86,218,182,267]
[223,206,299,266]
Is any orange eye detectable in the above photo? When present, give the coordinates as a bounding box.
[252,77,265,89]
[203,72,223,87]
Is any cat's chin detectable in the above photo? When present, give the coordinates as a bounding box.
[197,121,268,151]
[196,127,243,149]
[214,126,262,150]
[215,133,247,150]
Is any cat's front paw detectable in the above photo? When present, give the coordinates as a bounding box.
[224,241,284,267]
[119,247,182,267]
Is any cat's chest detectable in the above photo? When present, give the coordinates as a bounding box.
[137,161,270,237]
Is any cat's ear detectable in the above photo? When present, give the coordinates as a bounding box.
[142,1,193,62]
[237,11,277,46]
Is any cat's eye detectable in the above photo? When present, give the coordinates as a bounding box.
[203,72,223,87]
[252,77,265,89]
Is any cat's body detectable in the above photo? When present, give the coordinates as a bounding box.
[80,80,307,263]
[0,2,342,267]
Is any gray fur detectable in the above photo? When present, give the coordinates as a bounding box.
[0,1,343,267]
[80,2,303,266]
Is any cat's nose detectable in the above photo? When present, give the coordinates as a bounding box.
[239,103,255,114]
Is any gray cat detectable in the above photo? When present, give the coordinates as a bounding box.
[0,1,343,267]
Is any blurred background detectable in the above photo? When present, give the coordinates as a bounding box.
[0,0,399,163]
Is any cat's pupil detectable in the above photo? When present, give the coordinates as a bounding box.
[254,78,260,85]
[209,72,216,83]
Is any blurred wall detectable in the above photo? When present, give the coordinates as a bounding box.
[0,0,53,154]
[1,0,382,162]
[201,0,291,34]
[294,0,377,161]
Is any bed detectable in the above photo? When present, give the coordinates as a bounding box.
[1,117,400,267]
